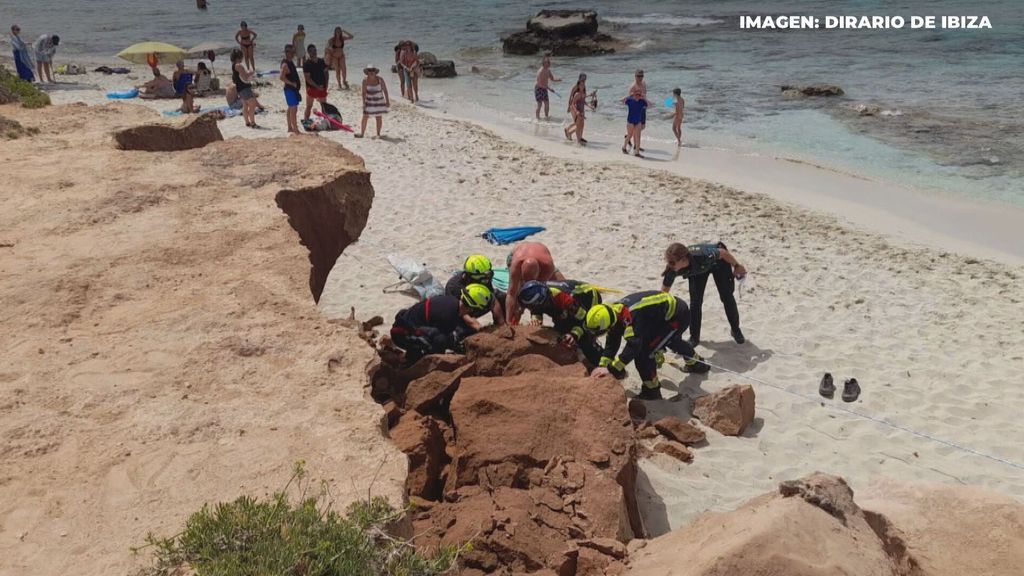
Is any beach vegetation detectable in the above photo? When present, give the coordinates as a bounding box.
[134,461,467,576]
[0,66,51,109]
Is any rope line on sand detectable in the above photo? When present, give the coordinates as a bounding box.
[667,357,1024,472]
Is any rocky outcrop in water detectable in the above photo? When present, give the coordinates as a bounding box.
[781,84,845,97]
[502,10,623,56]
[112,113,224,151]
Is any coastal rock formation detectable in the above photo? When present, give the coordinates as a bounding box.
[781,84,845,97]
[628,473,1024,576]
[112,112,224,151]
[0,103,401,575]
[371,326,643,574]
[692,384,755,436]
[502,10,623,56]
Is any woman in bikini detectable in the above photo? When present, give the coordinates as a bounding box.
[324,26,354,89]
[235,21,257,71]
[398,40,420,103]
[565,73,595,145]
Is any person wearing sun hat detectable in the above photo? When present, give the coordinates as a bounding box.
[356,64,390,138]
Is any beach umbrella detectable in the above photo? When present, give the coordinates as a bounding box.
[116,42,186,66]
[185,42,233,60]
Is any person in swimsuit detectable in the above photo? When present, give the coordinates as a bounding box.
[230,48,259,128]
[534,55,560,120]
[325,26,354,89]
[302,44,329,122]
[622,88,648,157]
[235,21,257,71]
[624,69,649,152]
[280,44,302,134]
[564,73,595,145]
[33,34,59,83]
[398,40,420,103]
[356,64,390,138]
[291,25,306,67]
[672,87,685,146]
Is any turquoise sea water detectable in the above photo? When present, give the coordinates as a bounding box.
[4,0,1022,204]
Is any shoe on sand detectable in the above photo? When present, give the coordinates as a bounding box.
[819,373,835,399]
[842,378,861,402]
[732,328,745,344]
[683,354,711,374]
[637,386,663,401]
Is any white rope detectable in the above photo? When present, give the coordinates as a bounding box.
[667,357,1024,472]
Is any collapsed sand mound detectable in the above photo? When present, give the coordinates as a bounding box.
[628,472,1024,576]
[371,326,642,575]
[861,478,1024,576]
[629,473,899,576]
[112,112,223,151]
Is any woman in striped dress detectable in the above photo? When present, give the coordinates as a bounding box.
[356,64,391,138]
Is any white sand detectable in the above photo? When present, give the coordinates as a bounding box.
[39,68,1024,534]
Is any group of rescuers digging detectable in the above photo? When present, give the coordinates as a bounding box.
[389,241,748,401]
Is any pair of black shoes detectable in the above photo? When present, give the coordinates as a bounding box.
[819,373,860,402]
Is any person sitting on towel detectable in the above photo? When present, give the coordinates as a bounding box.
[444,254,506,326]
[140,68,175,98]
[390,284,494,365]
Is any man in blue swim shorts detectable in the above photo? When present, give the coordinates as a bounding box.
[280,44,303,134]
[534,55,560,120]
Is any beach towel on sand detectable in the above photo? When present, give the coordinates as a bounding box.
[482,226,546,245]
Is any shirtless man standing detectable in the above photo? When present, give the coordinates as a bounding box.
[534,55,560,120]
[505,242,565,326]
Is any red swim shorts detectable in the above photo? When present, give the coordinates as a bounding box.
[306,86,328,100]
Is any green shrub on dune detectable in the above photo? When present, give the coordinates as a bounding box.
[135,462,467,576]
[0,66,51,109]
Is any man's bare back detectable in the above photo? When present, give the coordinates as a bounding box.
[506,242,564,325]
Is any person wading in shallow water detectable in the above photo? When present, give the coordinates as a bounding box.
[661,241,747,346]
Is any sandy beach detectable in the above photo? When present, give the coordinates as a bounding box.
[3,61,1024,573]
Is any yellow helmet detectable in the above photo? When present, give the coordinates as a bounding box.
[585,304,616,334]
[460,283,494,312]
[463,254,493,282]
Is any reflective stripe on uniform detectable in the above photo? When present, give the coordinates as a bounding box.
[628,292,676,320]
[641,380,659,389]
[624,326,635,340]
[611,358,626,371]
[599,356,612,367]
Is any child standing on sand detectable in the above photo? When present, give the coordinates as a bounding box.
[672,87,685,146]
